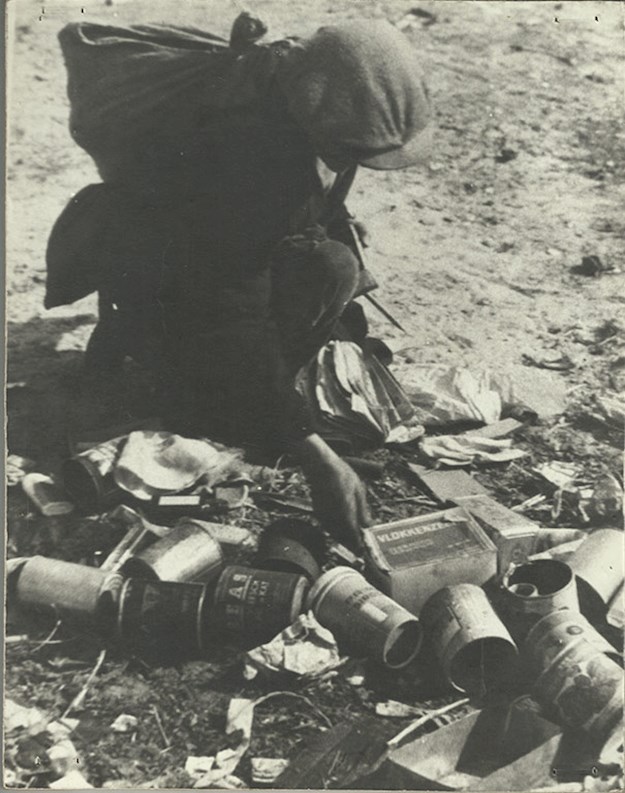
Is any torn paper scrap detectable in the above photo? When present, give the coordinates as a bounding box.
[244,612,343,680]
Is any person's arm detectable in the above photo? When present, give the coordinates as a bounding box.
[296,432,371,551]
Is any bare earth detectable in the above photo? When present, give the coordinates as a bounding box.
[5,0,625,789]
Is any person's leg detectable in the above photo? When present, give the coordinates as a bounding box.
[271,231,363,372]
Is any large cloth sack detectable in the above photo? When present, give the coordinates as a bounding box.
[58,21,288,185]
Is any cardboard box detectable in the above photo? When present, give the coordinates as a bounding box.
[363,507,497,615]
[452,495,539,573]
[359,700,562,791]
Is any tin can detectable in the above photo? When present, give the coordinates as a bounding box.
[257,519,324,582]
[568,529,624,620]
[210,566,309,647]
[15,556,123,629]
[117,577,210,659]
[306,566,422,669]
[121,520,224,583]
[525,610,622,673]
[500,559,579,642]
[62,436,127,512]
[528,612,624,736]
[420,584,518,695]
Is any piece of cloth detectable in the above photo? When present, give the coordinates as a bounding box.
[276,20,432,170]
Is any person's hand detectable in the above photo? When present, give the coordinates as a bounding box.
[298,434,371,551]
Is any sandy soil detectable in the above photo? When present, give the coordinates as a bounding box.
[5,0,625,789]
[6,0,625,461]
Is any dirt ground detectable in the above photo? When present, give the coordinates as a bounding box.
[5,0,625,789]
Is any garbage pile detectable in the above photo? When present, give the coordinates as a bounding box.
[6,363,624,790]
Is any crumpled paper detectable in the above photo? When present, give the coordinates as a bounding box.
[420,433,527,467]
[395,365,514,426]
[243,612,343,680]
[250,758,290,786]
[192,693,330,789]
[114,431,240,500]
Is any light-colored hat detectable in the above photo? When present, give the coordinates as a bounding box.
[277,20,432,170]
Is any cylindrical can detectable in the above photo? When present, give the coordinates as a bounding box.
[420,584,518,695]
[499,559,579,642]
[528,612,624,736]
[257,519,324,582]
[210,566,309,647]
[568,529,624,620]
[62,436,127,512]
[306,567,422,669]
[117,577,210,659]
[121,521,224,583]
[525,610,623,673]
[15,556,123,628]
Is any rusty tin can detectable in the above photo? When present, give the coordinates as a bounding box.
[420,583,518,695]
[307,566,422,669]
[500,559,579,642]
[525,610,622,672]
[210,566,309,647]
[527,611,624,737]
[121,520,224,583]
[62,436,127,512]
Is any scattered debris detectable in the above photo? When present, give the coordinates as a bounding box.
[596,394,625,429]
[309,341,417,447]
[534,460,581,491]
[589,472,623,520]
[21,473,74,516]
[522,352,575,371]
[110,714,138,733]
[463,417,524,438]
[378,700,561,789]
[408,464,488,502]
[250,758,290,786]
[244,611,343,680]
[571,255,617,277]
[6,454,35,486]
[420,433,527,467]
[395,365,513,426]
[49,770,93,789]
[495,147,518,164]
[375,700,424,718]
[192,693,331,789]
[114,431,240,500]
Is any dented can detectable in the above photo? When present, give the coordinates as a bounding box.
[62,436,127,512]
[500,559,579,642]
[420,583,518,695]
[306,566,422,669]
[121,520,224,583]
[210,566,309,647]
